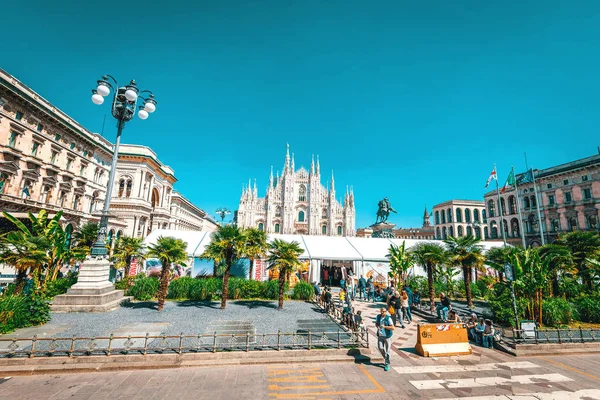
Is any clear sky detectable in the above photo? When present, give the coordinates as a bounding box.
[2,0,599,228]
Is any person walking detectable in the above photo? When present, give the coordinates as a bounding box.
[400,290,411,325]
[390,291,404,328]
[375,307,395,371]
[367,277,375,302]
[402,285,413,323]
[482,319,495,348]
[358,275,367,300]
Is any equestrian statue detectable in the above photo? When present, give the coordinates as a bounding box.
[375,197,397,224]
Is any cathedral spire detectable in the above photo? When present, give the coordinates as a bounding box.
[291,152,295,172]
[316,155,320,175]
[284,143,290,175]
[310,155,315,175]
[253,178,258,198]
[269,166,274,187]
[330,170,335,192]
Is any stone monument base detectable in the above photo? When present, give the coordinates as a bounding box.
[51,258,131,313]
[370,222,396,238]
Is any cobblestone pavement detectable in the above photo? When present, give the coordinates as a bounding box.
[2,351,600,399]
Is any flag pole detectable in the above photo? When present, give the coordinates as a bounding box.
[495,165,507,246]
[512,166,527,248]
[531,168,546,246]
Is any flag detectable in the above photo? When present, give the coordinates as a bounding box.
[484,166,497,189]
[500,169,515,193]
[22,186,30,198]
[516,168,534,185]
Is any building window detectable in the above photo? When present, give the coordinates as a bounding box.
[587,215,598,229]
[15,111,23,121]
[125,179,132,197]
[337,226,342,235]
[551,219,560,232]
[435,211,440,225]
[583,188,592,200]
[465,208,471,223]
[54,134,61,141]
[275,206,281,217]
[548,194,555,205]
[80,165,86,176]
[258,222,264,231]
[298,184,307,202]
[457,226,464,236]
[482,209,487,222]
[322,225,327,234]
[547,183,553,189]
[274,223,280,233]
[118,179,125,197]
[36,123,43,132]
[441,211,446,224]
[508,196,516,214]
[466,226,472,237]
[70,143,75,150]
[530,195,537,208]
[523,197,531,209]
[565,192,573,202]
[473,209,480,222]
[50,151,58,164]
[446,209,452,223]
[73,195,80,210]
[568,217,577,231]
[322,209,327,219]
[31,142,40,156]
[500,198,506,215]
[488,200,495,218]
[66,158,73,170]
[582,175,589,182]
[456,208,463,223]
[298,210,305,222]
[8,131,17,147]
[563,179,569,185]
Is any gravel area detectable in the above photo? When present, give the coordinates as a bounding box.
[41,300,333,337]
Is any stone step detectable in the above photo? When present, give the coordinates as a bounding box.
[51,296,132,313]
[52,290,125,306]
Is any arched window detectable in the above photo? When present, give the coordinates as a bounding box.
[118,179,125,197]
[465,208,471,223]
[449,226,454,237]
[59,191,67,207]
[530,195,537,208]
[488,200,496,218]
[41,185,52,204]
[322,208,327,218]
[508,196,516,214]
[511,218,520,237]
[274,223,280,233]
[435,211,440,225]
[587,215,598,230]
[551,219,560,232]
[298,210,305,222]
[466,226,472,237]
[275,206,281,217]
[456,208,463,223]
[568,217,577,231]
[527,214,537,233]
[436,227,441,239]
[475,227,481,239]
[500,198,506,215]
[442,227,447,239]
[298,185,307,202]
[490,221,498,239]
[126,179,132,197]
[482,209,487,222]
[503,219,509,237]
[473,209,480,222]
[322,225,327,234]
[524,197,531,209]
[457,225,464,236]
[258,222,264,231]
[447,209,453,223]
[484,227,489,239]
[107,229,114,246]
[441,211,446,224]
[337,226,342,235]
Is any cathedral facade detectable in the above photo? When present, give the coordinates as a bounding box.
[236,146,356,236]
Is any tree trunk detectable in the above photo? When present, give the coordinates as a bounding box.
[124,256,131,279]
[278,270,286,309]
[13,269,27,295]
[427,265,435,313]
[221,264,231,310]
[213,261,218,277]
[157,261,170,311]
[248,258,254,281]
[463,266,473,308]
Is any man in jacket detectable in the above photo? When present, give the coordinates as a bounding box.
[358,275,367,300]
[375,307,395,371]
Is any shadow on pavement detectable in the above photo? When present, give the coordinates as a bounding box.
[121,301,158,310]
[232,300,278,309]
[175,301,222,309]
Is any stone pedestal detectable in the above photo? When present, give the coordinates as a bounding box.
[370,222,396,238]
[52,258,131,312]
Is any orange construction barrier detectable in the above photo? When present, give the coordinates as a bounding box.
[415,323,472,357]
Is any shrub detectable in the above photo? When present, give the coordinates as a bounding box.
[488,283,527,327]
[542,297,579,327]
[470,282,482,299]
[189,278,222,301]
[27,292,51,326]
[575,295,600,323]
[45,274,78,298]
[115,276,135,291]
[127,276,159,301]
[405,276,428,294]
[233,279,263,299]
[263,279,288,300]
[0,292,51,334]
[293,281,314,300]
[168,277,195,299]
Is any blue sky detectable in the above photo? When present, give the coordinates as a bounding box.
[2,0,599,228]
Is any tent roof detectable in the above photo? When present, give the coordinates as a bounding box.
[346,237,393,262]
[297,235,362,260]
[143,229,210,257]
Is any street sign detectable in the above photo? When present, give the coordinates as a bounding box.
[504,263,514,282]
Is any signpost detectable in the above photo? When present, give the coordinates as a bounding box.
[504,263,520,333]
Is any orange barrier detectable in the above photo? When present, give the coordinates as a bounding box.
[415,323,472,357]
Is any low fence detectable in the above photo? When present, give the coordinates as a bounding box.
[0,329,368,359]
[504,327,600,346]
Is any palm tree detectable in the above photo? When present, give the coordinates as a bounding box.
[0,232,50,293]
[245,228,269,280]
[537,244,574,296]
[200,225,248,309]
[443,235,485,308]
[267,239,303,309]
[146,236,188,311]
[556,231,600,290]
[386,241,413,288]
[72,222,99,253]
[514,248,551,324]
[113,236,146,279]
[409,242,447,312]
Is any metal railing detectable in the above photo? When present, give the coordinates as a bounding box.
[505,327,600,346]
[0,329,368,359]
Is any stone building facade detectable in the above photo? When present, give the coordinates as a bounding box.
[0,68,215,244]
[236,145,356,236]
[484,152,600,246]
[393,208,435,240]
[433,200,488,240]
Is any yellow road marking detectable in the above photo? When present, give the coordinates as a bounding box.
[268,377,327,383]
[269,385,331,390]
[538,356,600,382]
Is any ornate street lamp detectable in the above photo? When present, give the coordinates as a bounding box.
[89,75,157,257]
[216,207,231,224]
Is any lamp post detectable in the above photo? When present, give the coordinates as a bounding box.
[89,75,157,257]
[215,207,231,225]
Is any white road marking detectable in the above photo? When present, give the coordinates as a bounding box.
[435,389,600,400]
[409,373,573,390]
[394,361,539,374]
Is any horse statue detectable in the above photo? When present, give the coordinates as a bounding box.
[375,197,397,224]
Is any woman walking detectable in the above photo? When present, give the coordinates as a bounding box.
[401,290,411,325]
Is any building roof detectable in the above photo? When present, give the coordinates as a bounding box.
[433,199,485,208]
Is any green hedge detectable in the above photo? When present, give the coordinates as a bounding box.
[45,274,78,298]
[0,292,51,334]
[542,297,579,327]
[165,277,291,301]
[292,281,314,300]
[127,276,160,301]
[575,295,600,323]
